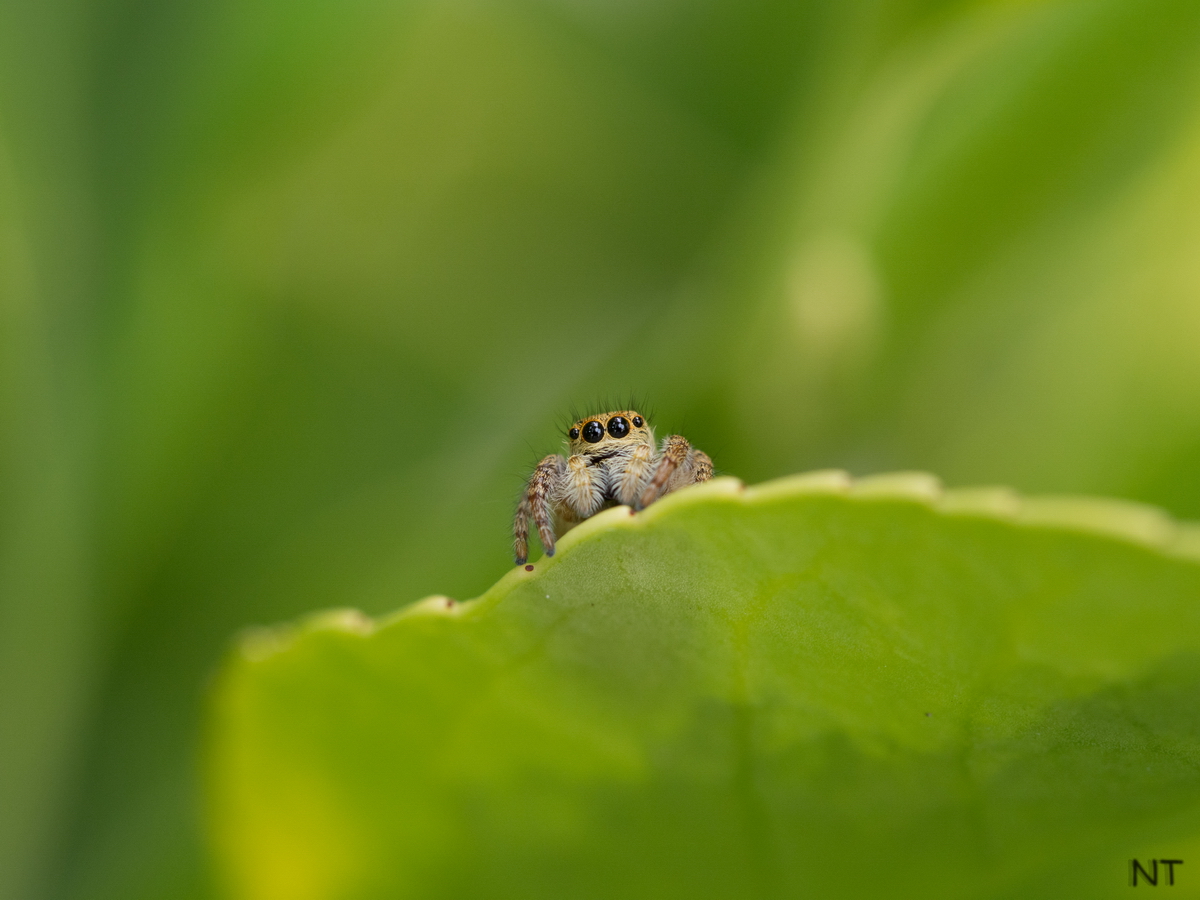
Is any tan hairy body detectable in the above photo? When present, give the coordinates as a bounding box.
[513,410,712,565]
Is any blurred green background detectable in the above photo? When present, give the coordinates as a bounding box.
[3,0,1200,897]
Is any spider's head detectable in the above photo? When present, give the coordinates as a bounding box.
[567,410,653,456]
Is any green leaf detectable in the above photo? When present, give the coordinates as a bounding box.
[207,473,1200,900]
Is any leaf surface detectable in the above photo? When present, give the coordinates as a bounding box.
[209,473,1200,900]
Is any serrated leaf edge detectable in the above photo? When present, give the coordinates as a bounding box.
[235,470,1200,660]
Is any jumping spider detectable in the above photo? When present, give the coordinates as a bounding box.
[513,410,713,564]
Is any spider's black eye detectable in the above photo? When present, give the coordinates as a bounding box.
[582,421,605,443]
[607,416,630,438]
[632,415,644,427]
[569,427,580,440]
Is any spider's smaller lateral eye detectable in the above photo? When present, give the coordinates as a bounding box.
[632,416,644,427]
[569,427,580,439]
[607,416,630,438]
[582,421,605,443]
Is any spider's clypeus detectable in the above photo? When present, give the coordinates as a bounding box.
[513,410,712,565]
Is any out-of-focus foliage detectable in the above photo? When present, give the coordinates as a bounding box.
[210,475,1200,900]
[2,0,1200,898]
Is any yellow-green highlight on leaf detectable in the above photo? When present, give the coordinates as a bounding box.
[207,472,1200,900]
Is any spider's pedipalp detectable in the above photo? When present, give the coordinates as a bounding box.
[614,442,654,507]
[636,435,712,510]
[562,455,604,519]
[690,449,714,484]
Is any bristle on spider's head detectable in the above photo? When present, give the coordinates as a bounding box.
[566,391,653,426]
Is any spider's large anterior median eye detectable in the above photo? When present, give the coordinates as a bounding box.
[569,427,580,439]
[582,421,605,443]
[607,416,630,438]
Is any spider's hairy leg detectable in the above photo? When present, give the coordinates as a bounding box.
[636,435,710,510]
[615,442,655,507]
[514,454,566,564]
[562,455,604,520]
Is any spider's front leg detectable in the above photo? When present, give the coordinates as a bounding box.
[514,454,605,564]
[635,435,713,510]
[514,454,566,565]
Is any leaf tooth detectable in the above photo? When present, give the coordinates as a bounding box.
[1166,524,1200,561]
[938,486,1021,519]
[237,608,378,661]
[635,475,745,521]
[389,595,467,621]
[1017,496,1177,548]
[744,469,851,501]
[302,608,375,635]
[849,471,942,502]
[236,624,298,662]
